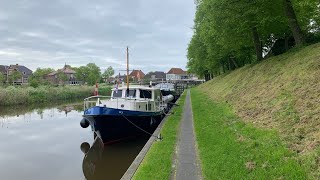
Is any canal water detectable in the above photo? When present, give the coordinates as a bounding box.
[0,102,148,180]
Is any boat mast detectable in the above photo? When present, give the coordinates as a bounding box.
[126,46,129,96]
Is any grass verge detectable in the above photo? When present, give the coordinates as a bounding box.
[191,88,307,179]
[133,92,186,180]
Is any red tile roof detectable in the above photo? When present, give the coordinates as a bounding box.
[47,65,75,76]
[129,70,145,79]
[167,68,186,74]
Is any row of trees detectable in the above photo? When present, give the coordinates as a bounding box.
[9,63,115,87]
[187,0,320,79]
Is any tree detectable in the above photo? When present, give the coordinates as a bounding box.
[75,66,88,82]
[102,66,115,80]
[187,0,319,78]
[86,63,101,85]
[283,0,306,46]
[9,71,22,85]
[30,68,54,85]
[75,63,101,85]
[57,70,68,85]
[0,73,4,85]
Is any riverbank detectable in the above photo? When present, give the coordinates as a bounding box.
[133,92,186,180]
[191,88,306,179]
[0,85,111,106]
[198,43,320,178]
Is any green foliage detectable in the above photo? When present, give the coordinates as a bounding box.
[188,0,320,77]
[96,85,112,96]
[57,70,68,83]
[0,85,98,106]
[29,67,54,86]
[29,78,40,88]
[0,73,4,85]
[8,70,22,84]
[75,63,101,85]
[102,66,114,80]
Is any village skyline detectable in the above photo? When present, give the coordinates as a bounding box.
[0,63,197,86]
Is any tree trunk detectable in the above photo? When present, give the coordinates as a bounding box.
[285,35,289,51]
[221,61,225,73]
[230,56,239,68]
[228,59,231,70]
[252,27,263,61]
[283,0,305,46]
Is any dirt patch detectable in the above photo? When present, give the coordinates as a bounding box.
[245,161,256,171]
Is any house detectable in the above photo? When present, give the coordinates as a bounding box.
[47,65,80,85]
[6,64,33,84]
[129,70,145,82]
[115,74,127,81]
[166,68,188,81]
[144,71,166,81]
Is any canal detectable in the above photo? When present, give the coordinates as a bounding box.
[0,102,148,180]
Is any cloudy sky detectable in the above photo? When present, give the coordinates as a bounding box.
[0,0,195,73]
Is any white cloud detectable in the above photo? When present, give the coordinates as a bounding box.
[0,0,195,73]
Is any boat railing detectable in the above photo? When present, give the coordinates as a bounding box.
[84,95,167,112]
[84,96,111,111]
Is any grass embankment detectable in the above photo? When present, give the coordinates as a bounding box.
[197,43,320,178]
[0,85,111,106]
[192,89,306,179]
[133,93,186,180]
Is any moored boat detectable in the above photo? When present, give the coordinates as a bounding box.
[80,85,174,144]
[80,47,175,144]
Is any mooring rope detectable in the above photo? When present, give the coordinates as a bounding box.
[121,114,162,140]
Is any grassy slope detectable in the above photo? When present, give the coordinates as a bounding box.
[133,93,186,180]
[197,43,320,178]
[191,88,306,179]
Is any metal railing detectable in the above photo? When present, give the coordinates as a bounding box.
[83,96,165,112]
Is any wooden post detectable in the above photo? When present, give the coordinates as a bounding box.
[126,47,130,96]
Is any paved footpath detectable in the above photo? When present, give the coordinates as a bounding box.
[175,90,202,180]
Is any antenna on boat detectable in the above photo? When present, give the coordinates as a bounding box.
[126,46,129,96]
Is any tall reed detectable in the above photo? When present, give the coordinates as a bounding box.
[0,85,99,106]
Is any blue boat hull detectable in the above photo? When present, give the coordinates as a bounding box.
[82,106,164,144]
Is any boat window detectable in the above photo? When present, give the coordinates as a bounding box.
[126,90,136,98]
[113,90,122,98]
[140,90,152,99]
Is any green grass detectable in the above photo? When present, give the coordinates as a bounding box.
[133,93,186,180]
[191,88,307,179]
[198,43,320,178]
[0,85,111,106]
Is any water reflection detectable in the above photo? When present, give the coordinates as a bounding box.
[0,101,148,180]
[0,100,83,118]
[81,136,148,180]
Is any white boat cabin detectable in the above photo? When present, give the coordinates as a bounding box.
[98,86,164,112]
